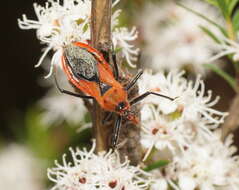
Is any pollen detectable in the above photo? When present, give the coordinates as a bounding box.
[79,177,86,184]
[108,180,117,188]
[152,128,159,135]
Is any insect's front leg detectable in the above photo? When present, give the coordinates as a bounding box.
[130,91,175,106]
[111,115,122,150]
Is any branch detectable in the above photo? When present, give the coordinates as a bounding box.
[91,0,112,152]
[222,71,239,140]
[91,0,112,51]
[222,94,239,140]
[90,0,143,164]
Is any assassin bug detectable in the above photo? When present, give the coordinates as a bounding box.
[54,41,174,149]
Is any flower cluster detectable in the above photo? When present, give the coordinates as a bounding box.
[161,132,239,190]
[18,0,139,126]
[48,140,151,190]
[139,0,222,74]
[18,0,139,78]
[0,144,44,190]
[137,70,239,190]
[39,89,88,126]
[138,70,228,159]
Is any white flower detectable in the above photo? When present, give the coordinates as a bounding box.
[0,144,44,190]
[141,105,189,161]
[138,70,228,126]
[164,132,239,190]
[151,173,168,190]
[48,140,151,190]
[18,0,139,78]
[39,65,88,126]
[39,90,88,126]
[139,70,228,160]
[208,35,239,63]
[139,0,222,74]
[18,0,91,78]
[112,27,139,68]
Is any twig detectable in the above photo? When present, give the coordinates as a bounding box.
[222,94,239,140]
[91,0,112,152]
[90,0,142,164]
[222,71,239,140]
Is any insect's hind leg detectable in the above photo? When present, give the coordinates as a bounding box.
[54,72,94,99]
[130,91,175,106]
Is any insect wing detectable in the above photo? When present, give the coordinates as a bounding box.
[73,42,114,77]
[64,43,99,81]
[61,55,102,100]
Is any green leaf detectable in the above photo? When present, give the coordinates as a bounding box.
[204,63,237,91]
[25,108,58,159]
[217,0,229,18]
[144,160,170,172]
[199,25,221,43]
[204,0,218,6]
[177,3,227,36]
[229,0,239,16]
[232,9,239,31]
[115,47,123,53]
[83,23,89,33]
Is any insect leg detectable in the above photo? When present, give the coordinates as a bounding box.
[111,115,122,150]
[112,53,119,80]
[54,72,94,99]
[125,69,143,91]
[130,92,174,106]
[102,112,113,124]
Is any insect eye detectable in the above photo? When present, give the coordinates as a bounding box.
[115,102,126,112]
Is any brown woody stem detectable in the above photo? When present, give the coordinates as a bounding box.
[90,0,112,152]
[221,70,239,140]
[222,94,239,140]
[90,0,142,164]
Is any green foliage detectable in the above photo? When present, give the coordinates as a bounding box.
[177,3,227,36]
[25,107,92,162]
[204,0,239,17]
[83,23,89,33]
[204,63,237,91]
[205,0,218,7]
[199,25,221,43]
[144,160,169,171]
[217,0,229,18]
[25,108,59,160]
[115,47,123,53]
[182,0,239,91]
[232,9,239,31]
[228,0,239,16]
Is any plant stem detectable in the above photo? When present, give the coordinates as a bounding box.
[222,94,239,140]
[226,18,235,40]
[221,17,239,140]
[90,1,142,164]
[90,0,112,152]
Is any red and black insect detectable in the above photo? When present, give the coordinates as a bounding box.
[54,42,174,149]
